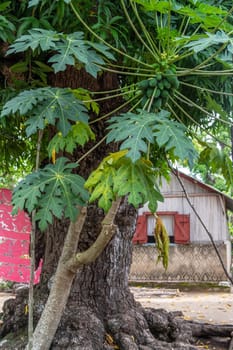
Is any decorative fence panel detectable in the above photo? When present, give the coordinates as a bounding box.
[0,189,41,283]
[130,243,231,283]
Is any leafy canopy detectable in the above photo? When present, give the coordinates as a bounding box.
[0,0,233,229]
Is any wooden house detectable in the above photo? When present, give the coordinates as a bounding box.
[130,171,233,283]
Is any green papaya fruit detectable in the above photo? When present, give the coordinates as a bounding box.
[138,79,149,89]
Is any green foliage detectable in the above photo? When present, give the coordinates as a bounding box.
[1,0,233,223]
[47,122,95,157]
[107,111,159,162]
[132,0,230,30]
[7,29,114,76]
[1,88,89,136]
[0,15,16,42]
[198,142,233,190]
[184,31,232,53]
[85,150,163,212]
[12,157,89,230]
[28,0,70,6]
[0,89,34,183]
[107,110,197,164]
[72,88,100,115]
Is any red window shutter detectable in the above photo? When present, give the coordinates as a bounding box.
[174,214,190,244]
[133,215,148,244]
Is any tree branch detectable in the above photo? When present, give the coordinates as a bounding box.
[27,198,121,350]
[66,198,121,272]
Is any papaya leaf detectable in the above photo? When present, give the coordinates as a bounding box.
[114,157,163,212]
[184,31,230,53]
[85,151,127,211]
[72,88,100,115]
[7,29,114,76]
[199,143,233,189]
[107,110,170,162]
[12,157,89,230]
[85,151,163,212]
[107,110,196,164]
[48,122,95,157]
[7,28,59,53]
[1,87,89,136]
[153,119,197,163]
[1,87,47,115]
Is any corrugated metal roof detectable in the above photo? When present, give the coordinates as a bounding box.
[176,170,233,212]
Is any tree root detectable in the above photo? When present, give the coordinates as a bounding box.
[1,297,233,350]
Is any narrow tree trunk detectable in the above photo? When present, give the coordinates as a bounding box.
[27,208,86,350]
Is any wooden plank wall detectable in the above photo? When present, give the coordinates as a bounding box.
[139,174,229,242]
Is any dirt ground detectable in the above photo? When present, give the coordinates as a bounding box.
[0,289,233,349]
[131,287,233,350]
[131,287,233,324]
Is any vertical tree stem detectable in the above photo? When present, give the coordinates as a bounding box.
[28,130,43,350]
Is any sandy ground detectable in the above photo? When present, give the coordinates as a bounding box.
[0,289,233,324]
[131,287,233,324]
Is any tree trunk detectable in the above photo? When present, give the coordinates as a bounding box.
[1,68,233,350]
[2,199,233,350]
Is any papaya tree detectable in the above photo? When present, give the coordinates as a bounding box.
[0,1,233,349]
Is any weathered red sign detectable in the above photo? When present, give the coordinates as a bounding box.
[0,189,41,283]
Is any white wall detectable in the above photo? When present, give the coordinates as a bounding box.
[138,174,230,243]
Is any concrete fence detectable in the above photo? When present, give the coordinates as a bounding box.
[130,243,231,282]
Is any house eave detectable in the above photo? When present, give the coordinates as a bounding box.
[174,170,233,213]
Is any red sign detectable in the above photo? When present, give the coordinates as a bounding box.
[0,189,41,283]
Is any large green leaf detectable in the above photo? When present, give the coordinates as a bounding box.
[153,119,197,162]
[7,29,114,76]
[1,88,89,136]
[184,31,230,53]
[85,151,163,212]
[12,157,89,230]
[114,157,163,213]
[85,151,125,211]
[107,110,196,164]
[7,28,58,52]
[107,110,170,162]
